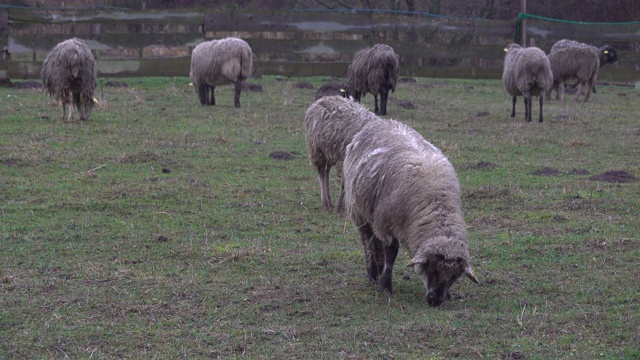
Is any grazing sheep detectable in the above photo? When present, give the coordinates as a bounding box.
[304,95,379,212]
[550,39,618,93]
[190,37,253,108]
[502,43,553,122]
[345,44,400,116]
[41,37,97,121]
[344,119,479,306]
[547,45,599,103]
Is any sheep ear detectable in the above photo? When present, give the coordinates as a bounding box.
[464,264,480,284]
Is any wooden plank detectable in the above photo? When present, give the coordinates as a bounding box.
[8,7,204,25]
[9,33,205,52]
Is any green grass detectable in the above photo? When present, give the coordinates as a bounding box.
[1,75,639,359]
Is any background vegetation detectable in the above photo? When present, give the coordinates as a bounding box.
[1,76,638,358]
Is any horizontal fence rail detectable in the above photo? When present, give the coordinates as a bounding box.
[1,7,639,82]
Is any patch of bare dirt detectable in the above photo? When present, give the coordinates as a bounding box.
[588,170,636,183]
[242,83,263,92]
[1,158,30,167]
[530,167,560,176]
[390,97,415,109]
[295,82,314,90]
[477,111,490,117]
[315,82,345,99]
[269,151,295,160]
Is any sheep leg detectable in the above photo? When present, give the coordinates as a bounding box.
[357,224,382,282]
[354,91,362,103]
[523,97,531,122]
[197,83,207,105]
[335,178,345,213]
[583,74,596,103]
[510,96,516,117]
[317,164,333,211]
[379,238,399,293]
[234,81,242,108]
[208,85,216,106]
[538,95,544,123]
[373,94,380,114]
[379,88,389,116]
[67,91,74,121]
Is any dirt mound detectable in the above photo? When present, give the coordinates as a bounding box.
[315,83,345,99]
[530,167,561,176]
[395,99,415,109]
[295,82,314,90]
[269,151,295,160]
[399,77,417,83]
[588,170,636,183]
[242,83,263,92]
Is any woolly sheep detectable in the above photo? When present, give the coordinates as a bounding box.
[343,119,479,306]
[41,37,97,122]
[304,95,379,212]
[550,39,618,93]
[502,43,553,122]
[345,44,400,116]
[190,37,253,108]
[547,44,599,103]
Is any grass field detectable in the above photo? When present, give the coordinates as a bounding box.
[1,75,638,359]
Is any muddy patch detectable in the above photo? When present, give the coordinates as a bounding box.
[399,77,417,84]
[530,167,561,176]
[477,111,490,117]
[588,170,636,183]
[391,98,415,109]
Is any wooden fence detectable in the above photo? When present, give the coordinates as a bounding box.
[1,6,639,83]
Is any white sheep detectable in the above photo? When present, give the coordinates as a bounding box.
[344,119,479,306]
[304,95,379,212]
[41,37,97,121]
[344,44,400,116]
[547,40,605,101]
[502,43,553,122]
[190,37,253,108]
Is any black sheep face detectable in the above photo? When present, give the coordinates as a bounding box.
[602,47,619,65]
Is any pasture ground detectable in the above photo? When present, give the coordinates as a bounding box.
[1,76,639,359]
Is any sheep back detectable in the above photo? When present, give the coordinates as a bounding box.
[344,119,478,306]
[190,37,253,87]
[41,37,97,121]
[502,43,553,97]
[304,95,379,212]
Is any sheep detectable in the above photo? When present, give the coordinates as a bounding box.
[550,39,618,93]
[547,44,600,103]
[304,95,379,212]
[190,37,253,108]
[502,43,553,123]
[41,37,97,122]
[344,44,400,116]
[343,119,479,306]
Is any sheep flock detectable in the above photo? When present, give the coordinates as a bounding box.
[35,36,621,307]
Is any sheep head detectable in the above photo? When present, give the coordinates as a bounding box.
[409,251,479,307]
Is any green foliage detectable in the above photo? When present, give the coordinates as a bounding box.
[1,76,638,358]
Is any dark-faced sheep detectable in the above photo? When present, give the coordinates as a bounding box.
[190,37,253,108]
[345,44,399,116]
[41,37,97,122]
[550,39,618,94]
[502,43,553,122]
[304,95,379,212]
[344,119,479,306]
[547,45,599,103]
